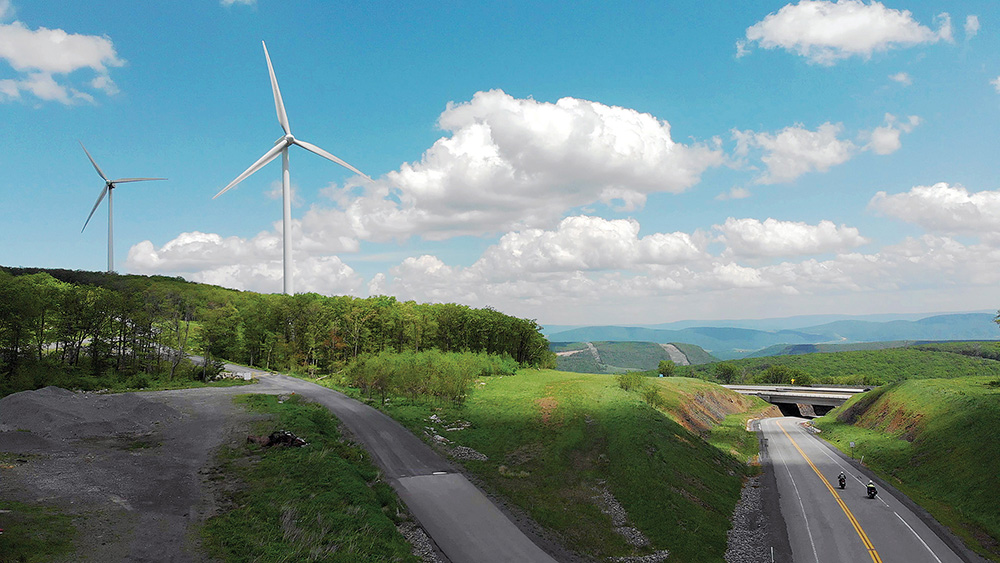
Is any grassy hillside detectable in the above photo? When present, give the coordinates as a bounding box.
[548,326,827,359]
[800,313,998,342]
[357,370,773,562]
[547,314,1000,359]
[813,377,1000,561]
[552,341,717,374]
[688,347,1000,384]
[670,342,719,365]
[746,340,916,358]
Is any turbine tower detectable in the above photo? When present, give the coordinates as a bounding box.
[214,41,371,295]
[79,142,166,273]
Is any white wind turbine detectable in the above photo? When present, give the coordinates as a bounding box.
[214,41,371,295]
[79,141,166,273]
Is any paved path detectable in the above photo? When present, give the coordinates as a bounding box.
[758,417,974,563]
[237,368,558,563]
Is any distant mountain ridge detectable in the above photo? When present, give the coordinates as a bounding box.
[546,312,999,360]
[541,310,993,336]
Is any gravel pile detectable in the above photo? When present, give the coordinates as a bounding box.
[448,445,488,461]
[397,521,442,563]
[608,550,671,563]
[725,475,771,563]
[0,386,182,444]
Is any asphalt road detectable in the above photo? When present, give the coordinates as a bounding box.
[229,367,558,563]
[759,417,965,563]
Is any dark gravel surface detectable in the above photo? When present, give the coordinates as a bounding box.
[0,384,269,562]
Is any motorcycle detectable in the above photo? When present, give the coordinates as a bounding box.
[867,485,877,499]
[838,475,846,489]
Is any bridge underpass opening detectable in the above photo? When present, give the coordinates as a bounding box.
[775,402,802,417]
[772,402,835,418]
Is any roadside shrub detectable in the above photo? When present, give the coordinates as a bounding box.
[125,373,151,389]
[616,372,646,392]
[641,385,666,409]
[346,349,510,405]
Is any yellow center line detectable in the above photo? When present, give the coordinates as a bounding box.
[777,421,884,563]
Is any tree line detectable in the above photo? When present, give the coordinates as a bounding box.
[0,268,555,395]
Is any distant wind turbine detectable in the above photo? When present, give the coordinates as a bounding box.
[213,41,371,296]
[79,141,166,273]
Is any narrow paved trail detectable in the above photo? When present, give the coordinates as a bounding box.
[239,368,560,563]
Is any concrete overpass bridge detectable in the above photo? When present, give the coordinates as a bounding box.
[723,385,870,417]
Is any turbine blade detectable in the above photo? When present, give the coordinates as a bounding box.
[79,141,109,182]
[293,138,372,182]
[213,142,285,199]
[82,185,109,232]
[112,178,168,183]
[262,41,290,136]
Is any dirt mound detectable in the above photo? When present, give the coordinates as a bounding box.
[0,386,182,441]
[674,389,779,435]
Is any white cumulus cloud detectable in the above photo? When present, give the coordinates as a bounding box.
[869,182,1000,240]
[733,123,856,184]
[0,18,123,104]
[470,215,704,278]
[865,113,920,155]
[715,217,869,258]
[740,0,952,65]
[324,89,724,241]
[127,232,363,295]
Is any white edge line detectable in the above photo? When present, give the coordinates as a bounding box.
[771,420,821,563]
[808,424,947,563]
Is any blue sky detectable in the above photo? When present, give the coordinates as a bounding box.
[2,0,999,325]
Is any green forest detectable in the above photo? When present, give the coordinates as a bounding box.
[0,267,554,396]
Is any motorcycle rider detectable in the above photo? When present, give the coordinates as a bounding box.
[867,480,877,498]
[838,471,846,488]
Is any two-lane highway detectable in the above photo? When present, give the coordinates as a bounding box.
[760,417,964,563]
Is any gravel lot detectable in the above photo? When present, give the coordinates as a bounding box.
[0,384,270,562]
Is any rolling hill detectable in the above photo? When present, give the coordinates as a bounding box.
[552,341,718,373]
[547,313,1000,359]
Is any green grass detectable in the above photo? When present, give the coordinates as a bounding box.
[688,346,1000,383]
[814,377,1000,561]
[200,394,419,563]
[0,500,76,563]
[336,370,769,562]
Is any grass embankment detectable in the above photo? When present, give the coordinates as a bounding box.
[356,370,772,562]
[688,346,1000,384]
[201,394,419,563]
[814,377,1000,561]
[0,497,75,563]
